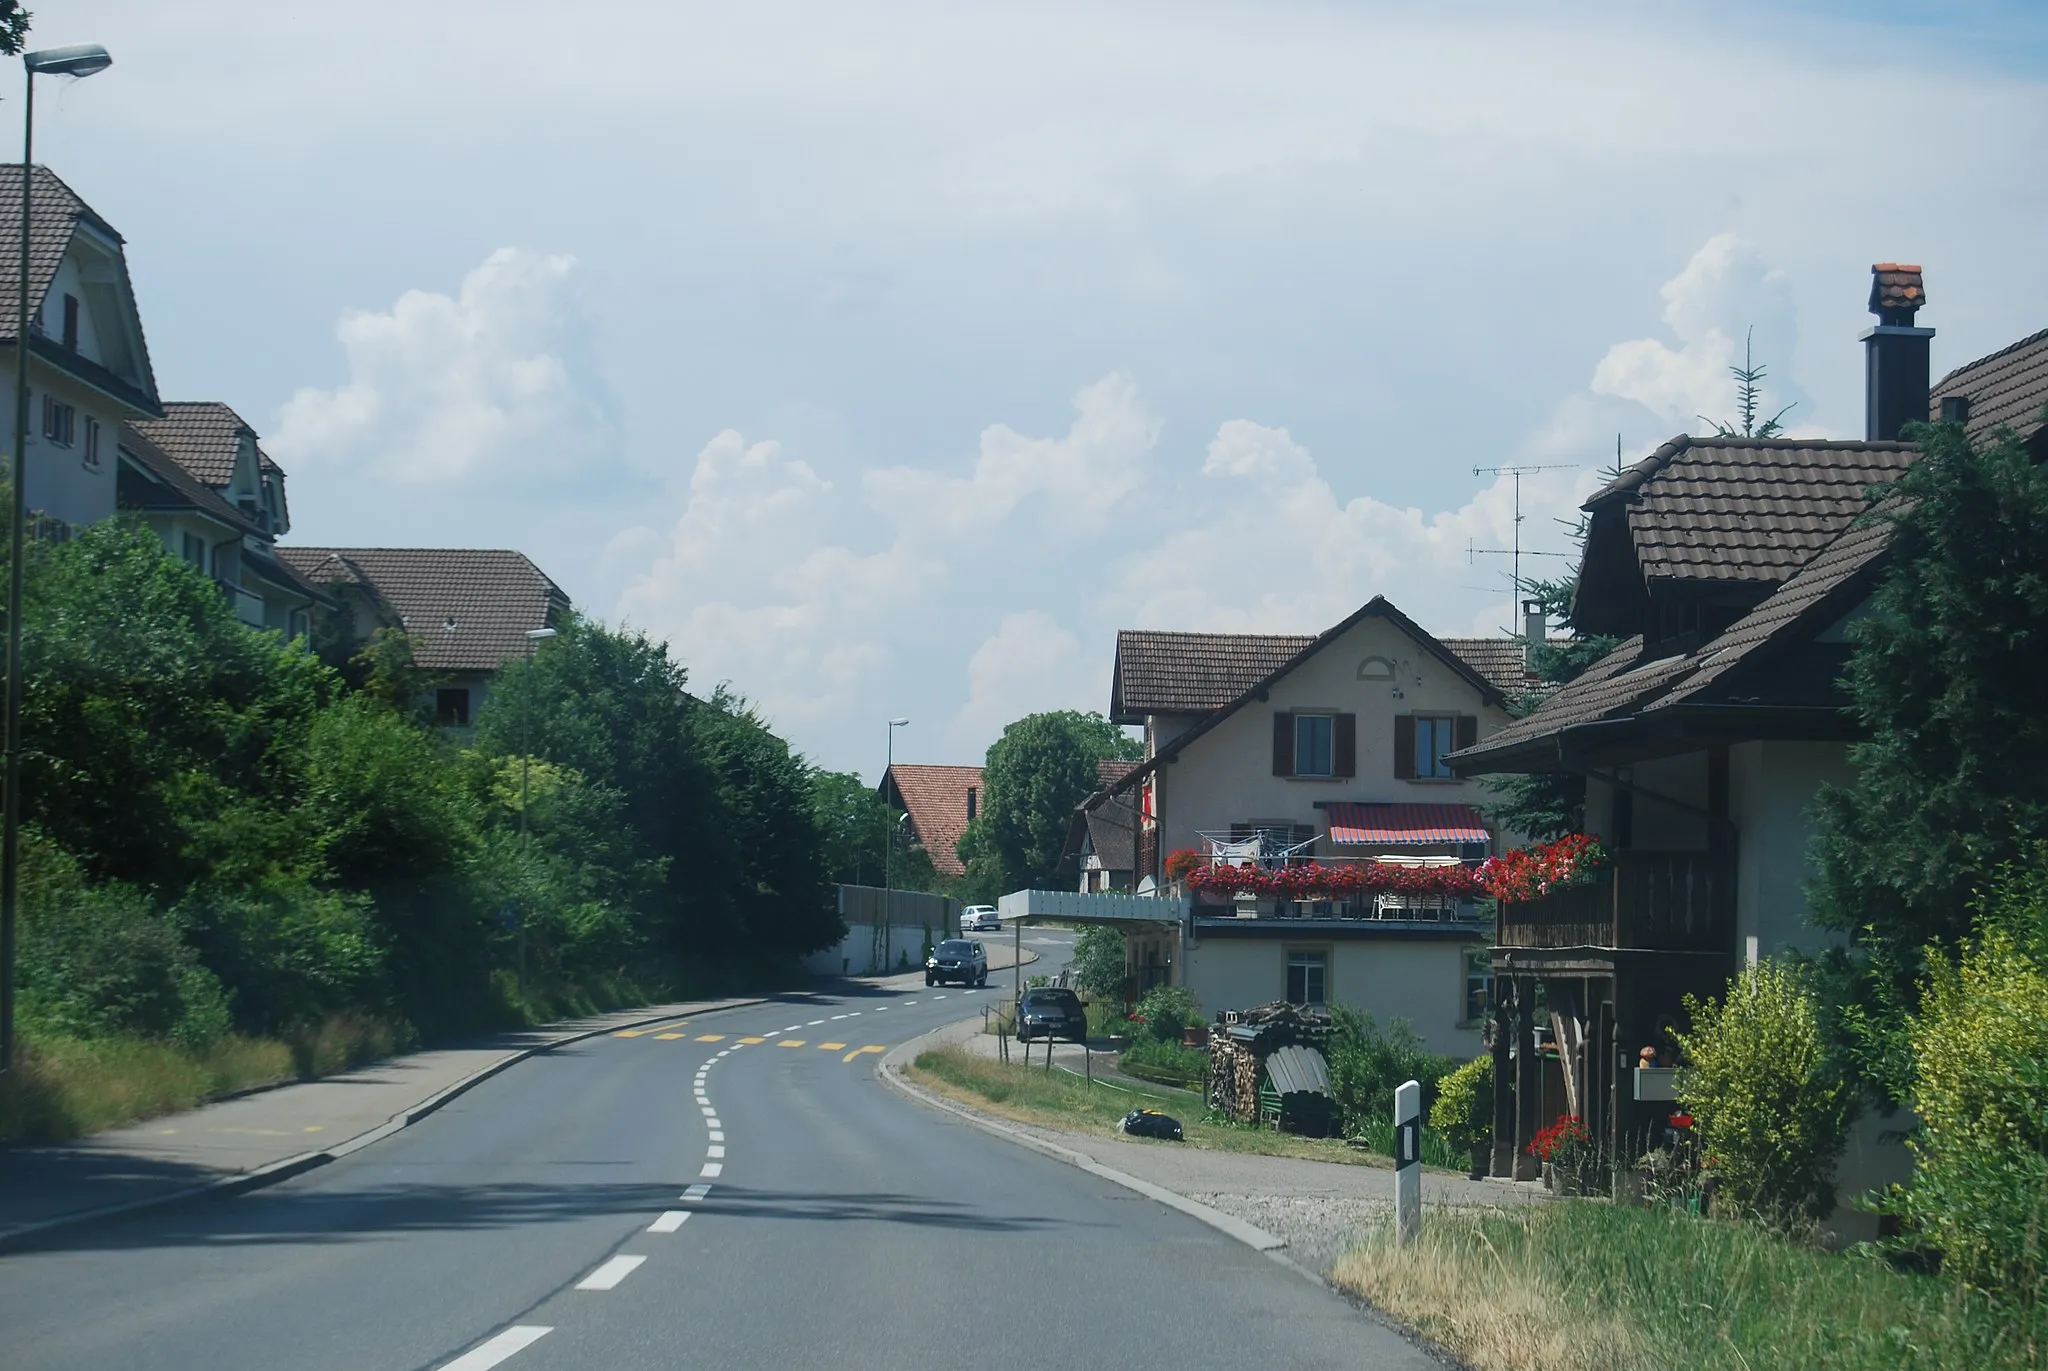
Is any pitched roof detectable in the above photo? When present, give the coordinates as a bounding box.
[130,401,269,488]
[1111,630,1311,720]
[1082,791,1138,872]
[1439,638,1542,696]
[1449,637,1691,766]
[0,165,103,344]
[882,764,984,877]
[115,423,265,539]
[1931,327,2048,446]
[1097,759,1139,790]
[277,546,570,672]
[1583,436,1918,586]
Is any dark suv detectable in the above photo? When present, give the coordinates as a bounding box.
[1016,987,1088,1042]
[926,939,987,987]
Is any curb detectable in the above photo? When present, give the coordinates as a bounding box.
[876,1022,1287,1256]
[0,997,770,1256]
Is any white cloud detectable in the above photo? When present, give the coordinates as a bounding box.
[1590,233,1806,434]
[269,248,609,484]
[952,611,1097,750]
[863,373,1159,535]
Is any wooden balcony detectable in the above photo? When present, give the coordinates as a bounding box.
[1497,850,1732,954]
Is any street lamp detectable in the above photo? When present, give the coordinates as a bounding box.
[883,718,909,939]
[2,42,112,1074]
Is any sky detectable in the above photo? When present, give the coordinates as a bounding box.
[26,0,2048,776]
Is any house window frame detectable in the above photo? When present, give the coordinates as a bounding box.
[1284,947,1329,1007]
[434,687,472,728]
[1413,714,1457,780]
[40,393,75,448]
[1293,712,1336,778]
[1461,946,1493,1026]
[179,532,207,571]
[61,293,79,351]
[82,415,101,469]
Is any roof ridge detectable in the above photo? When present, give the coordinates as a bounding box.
[1932,324,2048,392]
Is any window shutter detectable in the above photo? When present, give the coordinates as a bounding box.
[1456,714,1479,751]
[1393,715,1415,780]
[1272,712,1294,776]
[1333,713,1357,778]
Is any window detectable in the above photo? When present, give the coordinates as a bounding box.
[82,416,101,468]
[435,687,471,727]
[966,786,977,822]
[1464,947,1493,1024]
[1272,710,1355,778]
[1394,713,1477,780]
[180,533,207,570]
[40,394,74,447]
[1294,714,1334,777]
[61,294,78,351]
[1285,950,1327,1007]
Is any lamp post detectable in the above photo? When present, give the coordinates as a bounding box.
[514,627,556,980]
[882,717,908,965]
[1,43,112,1074]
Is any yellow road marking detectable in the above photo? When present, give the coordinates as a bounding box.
[654,1032,686,1040]
[613,1030,650,1038]
[738,1036,767,1044]
[819,1042,846,1051]
[695,1034,727,1042]
[777,1039,805,1048]
[843,1045,887,1063]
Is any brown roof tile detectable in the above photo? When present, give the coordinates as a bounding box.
[1869,263,1926,315]
[1448,636,1687,765]
[115,423,265,538]
[1931,326,2048,445]
[130,401,273,488]
[278,546,569,673]
[1097,759,1139,790]
[1110,630,1312,719]
[0,166,100,344]
[1440,637,1552,696]
[883,764,984,877]
[1584,436,1917,586]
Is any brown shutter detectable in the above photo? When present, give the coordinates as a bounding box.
[1393,715,1415,780]
[1272,712,1295,776]
[1334,713,1357,778]
[1456,714,1479,751]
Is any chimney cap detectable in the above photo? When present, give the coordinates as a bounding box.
[1870,263,1927,318]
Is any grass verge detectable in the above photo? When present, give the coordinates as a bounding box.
[1332,1200,2046,1371]
[909,1043,1396,1168]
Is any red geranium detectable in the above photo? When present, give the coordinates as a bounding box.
[1181,834,1606,904]
[1526,1114,1592,1162]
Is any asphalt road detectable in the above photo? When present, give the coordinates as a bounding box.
[0,931,1438,1371]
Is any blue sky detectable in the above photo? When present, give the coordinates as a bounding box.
[28,0,2048,774]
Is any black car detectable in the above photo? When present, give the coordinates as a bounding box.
[1015,987,1087,1041]
[926,939,987,987]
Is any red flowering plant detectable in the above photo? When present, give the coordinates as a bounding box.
[1528,1114,1599,1194]
[1180,834,1606,905]
[1164,848,1204,883]
[1480,833,1608,903]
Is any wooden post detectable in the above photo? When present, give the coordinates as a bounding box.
[1490,996,1514,1178]
[1395,1078,1421,1246]
[1513,979,1542,1181]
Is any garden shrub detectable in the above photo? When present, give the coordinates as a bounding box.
[1327,1005,1458,1136]
[1069,925,1126,1000]
[1429,1055,1494,1151]
[1677,960,1855,1227]
[1132,984,1200,1044]
[1892,859,2048,1298]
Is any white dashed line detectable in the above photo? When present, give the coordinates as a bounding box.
[705,1117,721,1130]
[437,1325,553,1370]
[700,1162,723,1178]
[708,1130,724,1142]
[648,1210,690,1233]
[808,1019,825,1026]
[576,1255,646,1291]
[830,1013,851,1020]
[707,1144,726,1158]
[700,1106,716,1117]
[682,1184,711,1202]
[932,995,948,1000]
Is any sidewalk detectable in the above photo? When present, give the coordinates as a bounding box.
[0,996,765,1253]
[885,1018,1545,1276]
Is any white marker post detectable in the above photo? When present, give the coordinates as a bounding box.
[1394,1078,1421,1247]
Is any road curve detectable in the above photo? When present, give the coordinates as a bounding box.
[0,934,1437,1371]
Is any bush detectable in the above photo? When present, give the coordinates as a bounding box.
[1069,925,1126,999]
[1892,860,2048,1298]
[1327,1005,1458,1136]
[1677,960,1856,1227]
[1429,1055,1494,1151]
[1132,984,1200,1044]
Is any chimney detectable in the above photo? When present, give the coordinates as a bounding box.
[1863,263,1932,441]
[1522,598,1546,673]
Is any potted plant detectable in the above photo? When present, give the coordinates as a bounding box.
[1527,1115,1595,1194]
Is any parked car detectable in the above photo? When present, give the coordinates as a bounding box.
[1015,987,1087,1042]
[927,939,988,987]
[960,905,1001,933]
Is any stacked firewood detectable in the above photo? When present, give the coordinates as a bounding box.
[1207,1002,1334,1124]
[1208,1031,1263,1123]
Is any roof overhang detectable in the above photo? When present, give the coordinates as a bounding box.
[1450,702,1861,777]
[9,335,163,418]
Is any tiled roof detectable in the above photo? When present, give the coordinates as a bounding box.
[1584,436,1918,585]
[1325,802,1491,846]
[115,424,264,538]
[0,166,98,345]
[883,764,984,877]
[1097,759,1139,790]
[277,546,569,673]
[1439,638,1544,696]
[1869,263,1926,315]
[1931,327,2048,445]
[1083,791,1137,872]
[1111,630,1312,719]
[131,401,264,487]
[1449,636,1690,764]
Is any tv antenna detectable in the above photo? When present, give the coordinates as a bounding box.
[1469,463,1579,600]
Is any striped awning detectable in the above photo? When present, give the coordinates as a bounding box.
[1325,802,1490,846]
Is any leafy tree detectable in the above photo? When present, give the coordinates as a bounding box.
[1810,418,2048,964]
[810,769,892,887]
[961,710,1140,892]
[1068,924,1127,998]
[0,3,28,57]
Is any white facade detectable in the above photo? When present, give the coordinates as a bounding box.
[1183,936,1482,1056]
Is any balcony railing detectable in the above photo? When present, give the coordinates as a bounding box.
[1497,850,1732,953]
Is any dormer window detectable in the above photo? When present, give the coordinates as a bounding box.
[443,615,458,631]
[61,294,78,351]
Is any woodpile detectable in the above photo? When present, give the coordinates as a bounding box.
[1206,1002,1333,1125]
